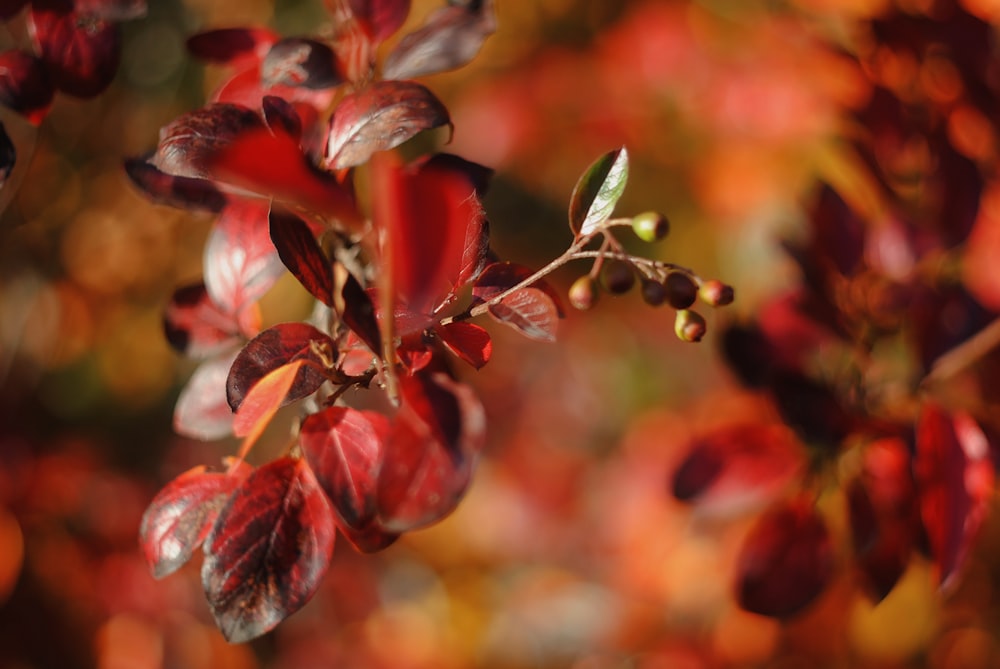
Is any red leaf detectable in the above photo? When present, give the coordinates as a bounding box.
[337,518,399,553]
[28,4,121,98]
[435,321,492,369]
[371,152,487,323]
[205,200,284,314]
[261,37,340,90]
[202,457,335,642]
[489,287,560,342]
[269,206,334,306]
[377,370,486,531]
[163,283,254,359]
[187,28,278,64]
[0,49,54,123]
[915,402,994,592]
[208,127,362,230]
[261,95,302,141]
[73,0,146,21]
[671,423,805,517]
[383,0,496,80]
[325,81,451,169]
[231,359,306,440]
[124,158,227,212]
[173,351,239,441]
[139,461,251,578]
[346,0,410,43]
[227,323,335,412]
[152,103,267,180]
[300,406,391,527]
[335,266,381,355]
[472,262,564,314]
[735,496,834,618]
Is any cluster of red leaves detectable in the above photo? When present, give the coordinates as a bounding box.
[673,1,1000,619]
[128,0,587,643]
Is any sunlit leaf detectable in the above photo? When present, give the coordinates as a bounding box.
[568,146,629,236]
[300,406,390,527]
[173,351,240,441]
[383,0,495,80]
[204,200,284,315]
[735,496,833,618]
[139,461,251,578]
[324,80,451,169]
[202,456,335,643]
[269,206,334,306]
[435,321,492,369]
[227,323,335,413]
[231,359,306,440]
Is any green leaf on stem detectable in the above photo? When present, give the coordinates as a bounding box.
[568,146,628,237]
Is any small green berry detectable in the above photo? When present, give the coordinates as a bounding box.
[641,278,667,306]
[601,260,636,295]
[569,275,599,311]
[674,309,707,342]
[665,271,698,309]
[631,211,670,242]
[699,279,734,307]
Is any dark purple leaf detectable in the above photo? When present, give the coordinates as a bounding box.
[0,49,54,123]
[346,0,410,43]
[204,200,284,315]
[202,456,335,643]
[269,206,334,306]
[261,95,302,141]
[173,351,239,441]
[335,266,381,355]
[435,321,492,369]
[124,157,227,212]
[226,322,336,412]
[29,4,121,98]
[139,461,251,578]
[735,496,834,618]
[769,371,854,452]
[324,80,451,169]
[262,37,341,90]
[300,406,390,527]
[383,0,496,80]
[163,283,253,358]
[377,370,486,532]
[152,103,267,180]
[187,28,278,64]
[0,122,14,191]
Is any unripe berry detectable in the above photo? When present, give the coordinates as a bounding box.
[665,271,698,309]
[601,260,636,295]
[699,279,734,307]
[631,211,670,242]
[641,278,667,306]
[569,275,599,311]
[675,309,707,342]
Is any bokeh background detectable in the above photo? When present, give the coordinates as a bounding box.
[3,0,1000,667]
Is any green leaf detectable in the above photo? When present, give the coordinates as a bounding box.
[568,146,629,236]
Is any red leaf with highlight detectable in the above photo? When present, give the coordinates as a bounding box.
[163,283,255,359]
[300,406,390,527]
[269,206,334,306]
[227,323,335,412]
[377,371,486,531]
[152,103,267,180]
[231,359,306,439]
[489,287,560,342]
[205,200,284,314]
[735,496,834,618]
[202,457,335,643]
[435,321,492,369]
[139,461,251,578]
[915,403,994,592]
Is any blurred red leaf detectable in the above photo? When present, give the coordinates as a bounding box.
[28,4,121,98]
[187,28,278,64]
[377,371,486,531]
[74,0,146,20]
[735,496,834,618]
[202,456,335,642]
[124,158,228,212]
[383,0,496,80]
[205,200,284,314]
[163,283,255,358]
[231,358,306,439]
[488,287,560,342]
[346,0,410,43]
[173,351,239,441]
[915,402,994,592]
[269,206,334,306]
[0,0,27,20]
[300,406,391,527]
[0,49,54,123]
[435,321,492,369]
[139,461,252,578]
[337,518,399,553]
[325,80,451,169]
[371,152,488,325]
[671,423,805,517]
[227,323,335,412]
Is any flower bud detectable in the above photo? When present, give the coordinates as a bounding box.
[675,309,707,342]
[665,271,698,309]
[568,275,599,311]
[631,211,670,242]
[641,278,667,306]
[699,279,734,307]
[601,260,636,295]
